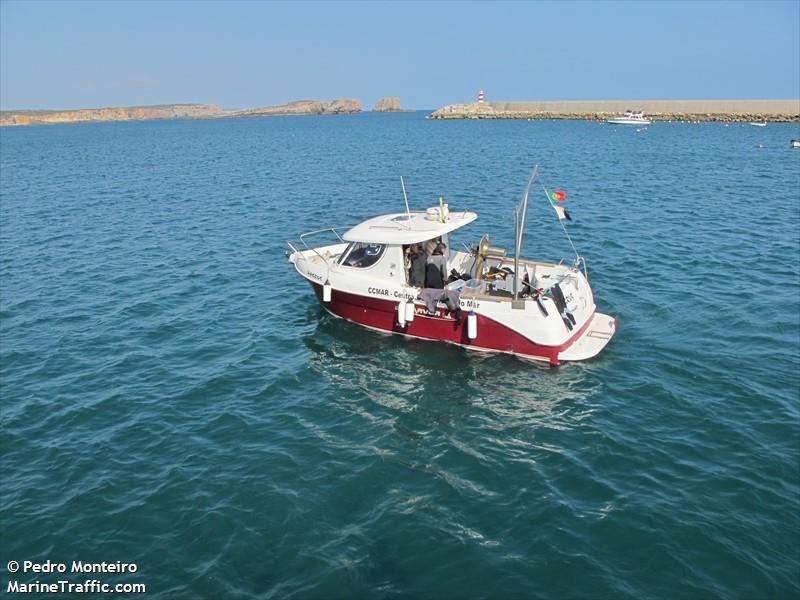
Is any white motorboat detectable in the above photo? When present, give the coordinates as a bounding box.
[607,110,652,125]
[287,169,616,366]
[791,139,800,148]
[750,121,767,127]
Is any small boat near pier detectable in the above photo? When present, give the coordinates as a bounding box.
[607,110,652,125]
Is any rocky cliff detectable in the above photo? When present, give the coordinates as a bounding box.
[427,99,800,122]
[0,99,363,126]
[372,97,402,112]
[0,104,223,126]
[230,99,362,117]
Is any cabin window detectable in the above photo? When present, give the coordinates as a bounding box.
[338,242,385,268]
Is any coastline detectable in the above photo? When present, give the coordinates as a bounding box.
[2,98,799,126]
[0,100,362,127]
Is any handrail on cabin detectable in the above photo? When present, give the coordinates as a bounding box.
[290,227,349,267]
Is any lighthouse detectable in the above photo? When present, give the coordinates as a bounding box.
[477,90,485,103]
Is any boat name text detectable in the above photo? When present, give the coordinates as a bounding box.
[460,299,481,309]
[367,288,416,301]
[365,287,481,308]
[414,307,453,319]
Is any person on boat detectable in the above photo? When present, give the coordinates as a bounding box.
[427,242,447,271]
[425,263,444,289]
[407,243,426,287]
[425,242,447,288]
[425,237,441,256]
[344,246,366,267]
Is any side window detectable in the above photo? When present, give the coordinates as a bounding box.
[339,242,385,268]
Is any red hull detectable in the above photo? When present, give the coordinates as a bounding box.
[310,282,591,365]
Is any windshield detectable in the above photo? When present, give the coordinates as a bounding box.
[338,242,386,268]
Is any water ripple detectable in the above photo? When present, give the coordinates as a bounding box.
[1,116,798,598]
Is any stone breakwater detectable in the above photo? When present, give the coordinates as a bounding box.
[0,99,362,126]
[427,100,800,122]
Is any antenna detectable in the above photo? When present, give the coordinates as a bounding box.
[400,176,411,219]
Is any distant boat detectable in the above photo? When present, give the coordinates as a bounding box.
[607,110,652,125]
[791,139,800,149]
[750,121,767,127]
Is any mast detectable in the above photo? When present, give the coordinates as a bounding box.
[514,165,539,299]
[513,207,519,298]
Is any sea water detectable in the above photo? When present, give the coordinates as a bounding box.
[1,113,799,598]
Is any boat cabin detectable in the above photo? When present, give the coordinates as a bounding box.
[332,207,478,287]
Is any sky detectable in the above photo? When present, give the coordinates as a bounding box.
[1,0,798,111]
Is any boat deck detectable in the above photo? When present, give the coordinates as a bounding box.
[558,313,617,361]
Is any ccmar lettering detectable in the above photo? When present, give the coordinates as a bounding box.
[367,287,390,296]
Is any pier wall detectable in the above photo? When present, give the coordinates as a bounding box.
[428,99,800,121]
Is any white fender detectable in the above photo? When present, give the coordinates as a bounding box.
[405,301,415,323]
[397,300,406,327]
[323,282,332,302]
[467,311,477,340]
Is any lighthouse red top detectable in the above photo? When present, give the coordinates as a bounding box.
[477,90,485,103]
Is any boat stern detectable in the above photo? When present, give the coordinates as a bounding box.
[557,312,617,363]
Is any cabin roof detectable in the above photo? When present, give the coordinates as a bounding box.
[342,210,478,244]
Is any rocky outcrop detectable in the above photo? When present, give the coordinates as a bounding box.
[427,102,497,119]
[373,97,402,112]
[230,99,362,117]
[427,99,800,122]
[0,104,223,126]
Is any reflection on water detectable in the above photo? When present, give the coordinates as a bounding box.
[303,307,599,435]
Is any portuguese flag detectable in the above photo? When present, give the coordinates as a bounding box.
[548,189,571,220]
